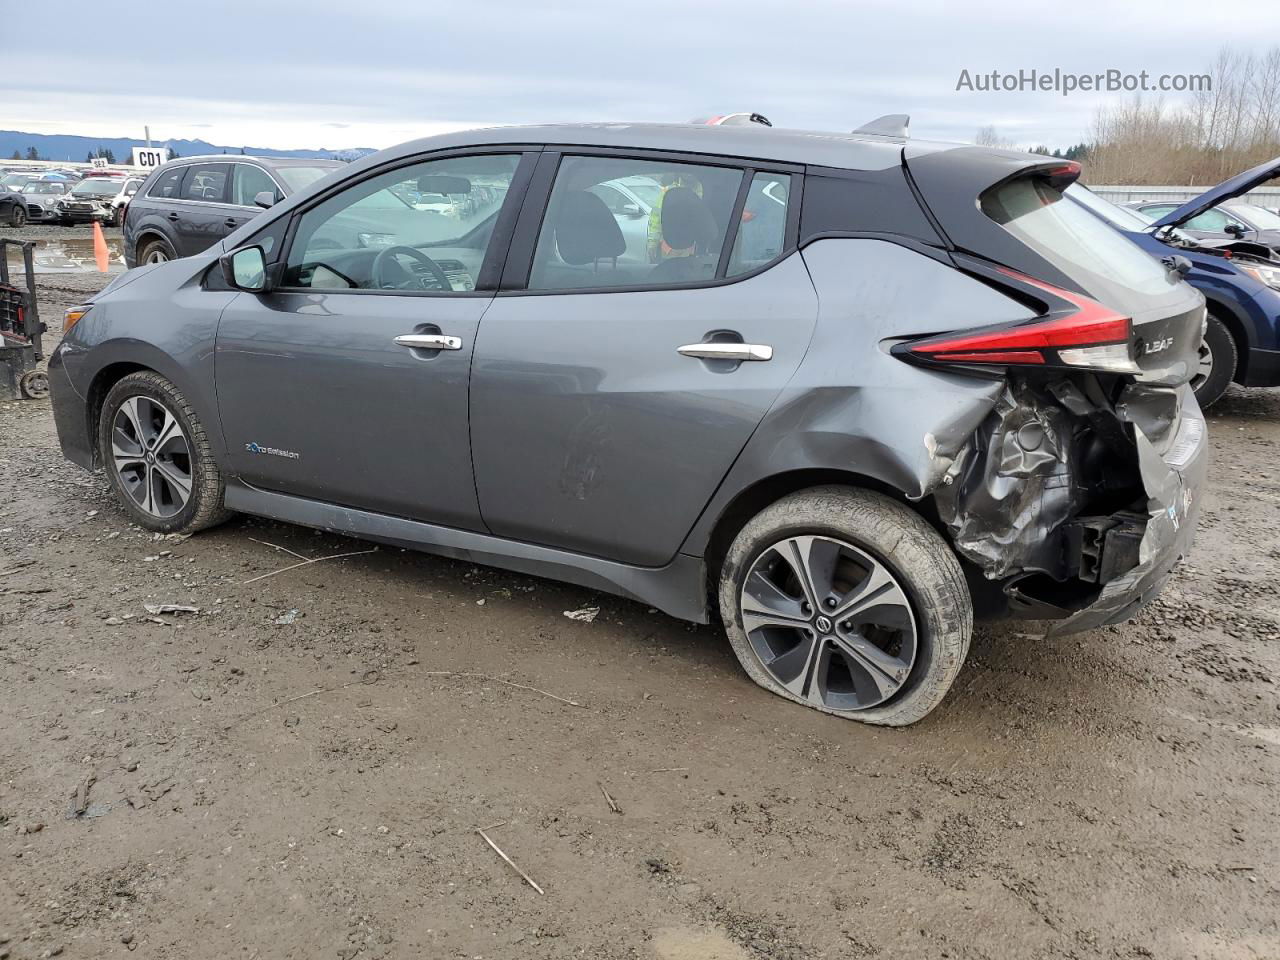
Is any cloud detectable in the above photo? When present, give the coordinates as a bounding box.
[5,0,1271,150]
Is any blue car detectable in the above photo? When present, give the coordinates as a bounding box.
[1069,181,1280,407]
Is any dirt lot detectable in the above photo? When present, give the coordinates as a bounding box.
[1,223,1277,960]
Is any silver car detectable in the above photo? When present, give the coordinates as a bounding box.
[49,123,1208,725]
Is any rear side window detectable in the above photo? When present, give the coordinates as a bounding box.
[528,156,743,291]
[181,163,230,203]
[726,173,791,277]
[982,176,1172,297]
[148,166,186,199]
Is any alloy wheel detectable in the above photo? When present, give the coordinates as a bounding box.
[1191,336,1214,392]
[111,396,193,518]
[740,535,917,712]
[144,246,170,264]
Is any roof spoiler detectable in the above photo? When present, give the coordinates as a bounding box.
[853,114,910,138]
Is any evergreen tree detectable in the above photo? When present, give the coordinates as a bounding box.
[25,147,39,161]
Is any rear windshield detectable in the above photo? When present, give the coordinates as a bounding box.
[982,176,1173,298]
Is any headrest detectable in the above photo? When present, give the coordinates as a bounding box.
[660,187,717,252]
[554,191,625,265]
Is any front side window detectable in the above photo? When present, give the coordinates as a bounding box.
[528,156,742,290]
[726,173,791,277]
[283,153,520,292]
[231,164,279,206]
[181,163,230,202]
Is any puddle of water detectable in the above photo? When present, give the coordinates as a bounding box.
[5,236,127,277]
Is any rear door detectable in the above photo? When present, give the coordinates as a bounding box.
[469,152,815,566]
[171,161,233,255]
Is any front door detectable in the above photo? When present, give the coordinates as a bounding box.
[214,151,530,529]
[470,155,815,566]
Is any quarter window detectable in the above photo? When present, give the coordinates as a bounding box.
[726,173,791,277]
[180,163,230,203]
[231,164,279,206]
[148,166,186,199]
[283,154,520,292]
[528,156,743,290]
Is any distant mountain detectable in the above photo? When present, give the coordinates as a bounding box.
[0,130,377,164]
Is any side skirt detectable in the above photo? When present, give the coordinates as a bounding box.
[223,483,711,623]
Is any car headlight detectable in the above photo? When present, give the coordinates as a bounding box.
[357,232,396,248]
[1239,263,1280,291]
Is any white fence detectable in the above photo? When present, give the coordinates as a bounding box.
[1090,184,1280,209]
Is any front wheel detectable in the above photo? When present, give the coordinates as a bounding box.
[97,372,233,534]
[718,486,972,726]
[9,204,26,228]
[138,237,175,265]
[1191,313,1237,409]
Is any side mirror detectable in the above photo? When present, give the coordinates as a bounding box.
[618,202,643,218]
[1224,223,1246,238]
[220,245,268,292]
[1163,254,1192,277]
[253,190,276,209]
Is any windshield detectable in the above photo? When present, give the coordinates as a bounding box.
[983,174,1176,303]
[1,174,32,187]
[1067,185,1153,231]
[71,179,122,197]
[274,166,338,192]
[1235,203,1280,229]
[22,182,63,195]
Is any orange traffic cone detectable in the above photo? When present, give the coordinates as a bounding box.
[92,221,110,273]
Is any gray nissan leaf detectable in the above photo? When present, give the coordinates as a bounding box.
[48,122,1209,725]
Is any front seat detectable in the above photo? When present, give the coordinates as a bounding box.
[648,187,719,284]
[534,190,626,288]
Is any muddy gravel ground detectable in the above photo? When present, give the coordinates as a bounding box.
[1,223,1277,960]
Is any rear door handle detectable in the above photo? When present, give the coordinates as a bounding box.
[677,342,773,361]
[394,333,462,351]
[224,217,242,228]
[166,212,180,221]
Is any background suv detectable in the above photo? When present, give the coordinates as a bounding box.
[123,155,344,265]
[55,173,145,226]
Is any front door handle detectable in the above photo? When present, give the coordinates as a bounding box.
[394,333,462,351]
[677,342,773,361]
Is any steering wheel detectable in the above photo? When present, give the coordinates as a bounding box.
[371,245,453,291]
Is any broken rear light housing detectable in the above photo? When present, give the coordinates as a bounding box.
[892,267,1139,375]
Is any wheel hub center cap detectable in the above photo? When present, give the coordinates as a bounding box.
[814,614,833,634]
[145,452,155,465]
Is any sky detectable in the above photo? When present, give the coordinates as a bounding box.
[3,0,1276,153]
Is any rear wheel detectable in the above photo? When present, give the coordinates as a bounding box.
[718,486,972,726]
[1191,313,1237,409]
[138,237,175,265]
[97,372,233,534]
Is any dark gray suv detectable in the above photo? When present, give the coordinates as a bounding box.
[50,123,1208,725]
[122,155,343,267]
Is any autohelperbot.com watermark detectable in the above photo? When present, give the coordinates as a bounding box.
[956,68,1211,96]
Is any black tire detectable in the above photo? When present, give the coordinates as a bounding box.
[97,371,233,534]
[137,236,175,265]
[1191,313,1237,409]
[112,205,125,228]
[9,204,26,228]
[718,486,972,726]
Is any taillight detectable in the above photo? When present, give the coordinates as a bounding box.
[893,267,1138,375]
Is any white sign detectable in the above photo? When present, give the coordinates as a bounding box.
[89,157,108,169]
[132,146,170,170]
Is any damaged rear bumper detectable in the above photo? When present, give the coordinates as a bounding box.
[935,378,1207,634]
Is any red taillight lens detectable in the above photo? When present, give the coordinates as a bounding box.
[895,268,1138,375]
